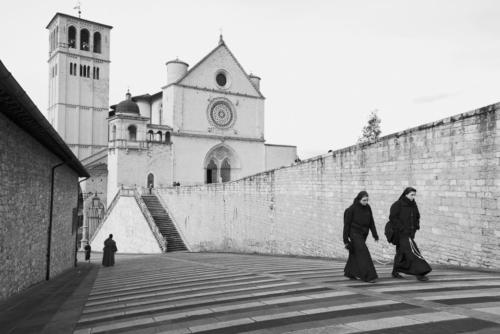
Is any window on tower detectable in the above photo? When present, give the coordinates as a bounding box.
[96,67,100,80]
[128,125,137,141]
[68,26,76,48]
[93,32,101,53]
[80,29,89,51]
[70,63,73,75]
[87,65,91,78]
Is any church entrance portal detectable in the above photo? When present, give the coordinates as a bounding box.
[204,145,239,184]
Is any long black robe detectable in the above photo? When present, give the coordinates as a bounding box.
[102,238,117,267]
[390,197,432,276]
[343,202,379,282]
[84,244,91,261]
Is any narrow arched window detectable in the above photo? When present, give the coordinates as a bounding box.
[80,29,89,51]
[79,64,82,76]
[165,131,171,144]
[93,32,101,53]
[96,67,99,80]
[221,158,231,182]
[128,125,137,141]
[70,63,73,75]
[147,130,154,141]
[87,65,90,78]
[74,63,77,75]
[206,160,218,184]
[68,26,76,48]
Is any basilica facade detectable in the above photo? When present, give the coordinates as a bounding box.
[105,36,297,203]
[46,12,297,248]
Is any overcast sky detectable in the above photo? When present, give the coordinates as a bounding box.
[2,0,500,158]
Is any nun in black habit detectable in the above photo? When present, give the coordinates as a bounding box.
[343,191,379,283]
[389,187,432,281]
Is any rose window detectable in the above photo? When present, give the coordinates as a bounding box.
[209,102,234,128]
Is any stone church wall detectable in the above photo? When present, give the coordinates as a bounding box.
[0,112,79,301]
[158,103,500,269]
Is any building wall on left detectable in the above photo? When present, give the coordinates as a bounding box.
[0,112,78,301]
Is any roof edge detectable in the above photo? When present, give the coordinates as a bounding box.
[46,12,113,29]
[0,60,89,177]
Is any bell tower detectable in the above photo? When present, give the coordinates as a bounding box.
[46,13,112,159]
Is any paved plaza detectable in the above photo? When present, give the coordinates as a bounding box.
[2,252,500,333]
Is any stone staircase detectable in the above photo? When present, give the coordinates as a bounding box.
[141,194,187,252]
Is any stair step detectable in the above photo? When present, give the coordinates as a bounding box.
[142,195,187,253]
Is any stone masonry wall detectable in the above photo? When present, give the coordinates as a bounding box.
[158,103,500,269]
[0,112,79,301]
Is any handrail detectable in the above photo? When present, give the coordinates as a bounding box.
[153,188,191,251]
[89,188,121,244]
[134,190,168,252]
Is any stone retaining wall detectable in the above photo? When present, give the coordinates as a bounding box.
[158,103,500,269]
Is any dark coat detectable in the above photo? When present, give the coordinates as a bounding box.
[84,244,91,260]
[343,203,379,244]
[102,238,117,266]
[389,197,420,238]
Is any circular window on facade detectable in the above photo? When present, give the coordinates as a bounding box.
[215,70,230,89]
[208,100,235,129]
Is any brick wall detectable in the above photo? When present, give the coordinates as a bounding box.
[157,103,500,269]
[0,112,79,301]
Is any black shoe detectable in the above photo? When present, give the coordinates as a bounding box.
[392,271,404,279]
[417,275,429,282]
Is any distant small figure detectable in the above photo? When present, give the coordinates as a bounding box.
[102,234,118,267]
[328,150,333,153]
[294,158,301,163]
[389,187,432,281]
[84,244,91,263]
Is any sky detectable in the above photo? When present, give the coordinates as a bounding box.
[2,0,500,158]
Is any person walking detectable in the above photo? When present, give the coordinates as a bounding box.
[389,187,432,281]
[102,234,118,267]
[84,243,91,263]
[343,191,379,283]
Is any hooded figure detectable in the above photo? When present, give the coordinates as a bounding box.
[389,187,432,281]
[343,191,379,283]
[102,234,118,267]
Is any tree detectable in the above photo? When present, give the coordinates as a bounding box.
[358,109,381,144]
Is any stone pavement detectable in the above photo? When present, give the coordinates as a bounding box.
[72,252,500,334]
[2,252,500,334]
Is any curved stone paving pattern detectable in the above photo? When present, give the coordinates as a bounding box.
[74,253,500,333]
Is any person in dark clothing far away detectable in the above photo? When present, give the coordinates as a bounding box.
[343,191,379,283]
[84,244,91,263]
[102,234,118,267]
[389,187,432,281]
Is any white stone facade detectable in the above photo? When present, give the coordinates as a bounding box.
[105,37,297,201]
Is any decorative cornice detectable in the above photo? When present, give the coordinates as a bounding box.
[172,131,264,143]
[67,143,107,148]
[48,103,108,111]
[48,49,111,63]
[162,83,264,100]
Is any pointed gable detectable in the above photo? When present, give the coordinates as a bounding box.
[176,41,264,99]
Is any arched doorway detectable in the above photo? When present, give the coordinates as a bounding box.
[203,144,240,184]
[206,160,217,184]
[221,158,231,182]
[147,173,154,188]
